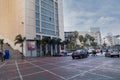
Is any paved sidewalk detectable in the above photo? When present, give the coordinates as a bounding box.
[0,55,120,80]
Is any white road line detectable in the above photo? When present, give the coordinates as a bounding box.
[26,59,96,72]
[99,67,120,72]
[26,60,66,80]
[15,61,23,80]
[89,72,114,79]
[66,61,114,80]
[0,62,6,68]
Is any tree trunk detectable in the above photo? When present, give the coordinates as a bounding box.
[21,43,24,60]
[40,44,42,57]
[1,44,4,62]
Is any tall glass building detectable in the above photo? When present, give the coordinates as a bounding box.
[35,0,60,37]
[0,0,64,57]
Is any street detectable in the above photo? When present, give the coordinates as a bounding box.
[0,54,120,80]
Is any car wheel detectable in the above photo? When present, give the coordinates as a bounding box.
[117,55,119,57]
[105,54,108,57]
[79,56,82,59]
[72,56,75,59]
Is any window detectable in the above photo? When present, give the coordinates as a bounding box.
[35,0,39,5]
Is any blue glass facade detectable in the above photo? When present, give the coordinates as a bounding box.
[35,0,40,33]
[55,2,59,36]
[41,0,55,35]
[35,0,59,36]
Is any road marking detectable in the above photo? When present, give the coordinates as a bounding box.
[66,61,114,80]
[89,72,114,79]
[15,60,23,80]
[0,62,6,68]
[26,60,66,80]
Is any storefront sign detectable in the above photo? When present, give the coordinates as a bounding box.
[28,41,35,50]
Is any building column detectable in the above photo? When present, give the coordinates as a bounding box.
[51,45,53,56]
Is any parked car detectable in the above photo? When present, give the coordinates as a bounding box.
[105,49,120,57]
[67,50,76,56]
[72,49,89,59]
[88,49,95,54]
[67,52,72,56]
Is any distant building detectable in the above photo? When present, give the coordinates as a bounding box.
[103,33,120,46]
[90,27,102,45]
[113,36,120,45]
[65,30,102,46]
[103,36,114,46]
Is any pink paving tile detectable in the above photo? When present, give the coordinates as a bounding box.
[0,70,19,80]
[20,67,44,76]
[22,71,65,80]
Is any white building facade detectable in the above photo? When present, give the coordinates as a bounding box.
[90,27,102,45]
[65,31,102,46]
[103,35,120,46]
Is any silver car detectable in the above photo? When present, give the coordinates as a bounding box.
[105,49,120,57]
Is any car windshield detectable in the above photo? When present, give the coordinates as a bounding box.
[75,50,86,53]
[75,50,81,53]
[112,50,119,52]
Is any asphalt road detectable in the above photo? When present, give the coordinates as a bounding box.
[0,53,120,80]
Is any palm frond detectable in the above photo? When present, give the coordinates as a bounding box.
[14,34,25,46]
[14,41,21,45]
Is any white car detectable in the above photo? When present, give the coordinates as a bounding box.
[105,49,120,57]
[88,49,95,54]
[67,52,72,56]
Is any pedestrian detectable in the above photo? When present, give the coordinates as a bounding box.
[100,49,103,54]
[106,49,108,52]
[0,50,4,62]
[92,50,96,56]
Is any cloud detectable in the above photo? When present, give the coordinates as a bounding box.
[63,0,120,37]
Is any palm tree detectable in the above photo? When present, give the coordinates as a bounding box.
[14,34,26,59]
[103,43,107,47]
[50,38,57,56]
[56,38,62,54]
[0,39,4,61]
[79,35,89,48]
[85,34,95,45]
[90,36,95,42]
[62,39,70,50]
[85,34,91,39]
[91,42,97,48]
[79,35,84,43]
[83,37,87,47]
[68,34,74,42]
[36,39,46,56]
[42,37,51,56]
[37,39,46,45]
[85,34,91,44]
[73,31,79,44]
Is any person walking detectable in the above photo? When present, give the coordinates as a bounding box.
[92,50,96,56]
[0,50,4,62]
[100,49,103,54]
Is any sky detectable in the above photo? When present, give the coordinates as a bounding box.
[63,0,120,37]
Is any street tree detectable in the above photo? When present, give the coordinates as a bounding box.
[14,34,26,60]
[73,31,79,45]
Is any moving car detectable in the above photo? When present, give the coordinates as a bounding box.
[105,49,120,57]
[72,49,89,59]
